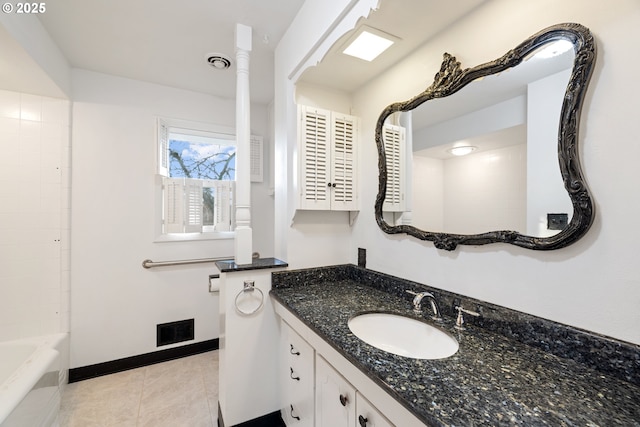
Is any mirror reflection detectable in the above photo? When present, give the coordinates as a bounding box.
[375,23,596,250]
[386,41,575,237]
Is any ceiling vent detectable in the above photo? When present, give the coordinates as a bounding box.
[206,53,232,70]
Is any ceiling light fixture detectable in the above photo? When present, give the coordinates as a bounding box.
[447,146,477,156]
[342,25,397,62]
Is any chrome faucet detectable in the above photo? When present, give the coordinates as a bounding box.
[406,290,442,322]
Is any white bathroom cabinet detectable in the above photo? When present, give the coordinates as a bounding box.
[316,354,357,427]
[280,319,315,426]
[355,391,395,427]
[277,307,424,427]
[316,355,393,427]
[297,105,358,212]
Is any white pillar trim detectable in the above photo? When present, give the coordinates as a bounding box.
[234,23,253,264]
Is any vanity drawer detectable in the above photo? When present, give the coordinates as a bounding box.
[281,320,315,426]
[285,320,314,364]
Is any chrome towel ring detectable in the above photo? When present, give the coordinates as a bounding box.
[235,280,264,315]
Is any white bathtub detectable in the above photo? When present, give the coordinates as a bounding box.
[0,334,68,427]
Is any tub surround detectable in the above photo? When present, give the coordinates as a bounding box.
[271,265,640,426]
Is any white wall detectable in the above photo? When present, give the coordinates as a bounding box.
[411,156,443,231]
[349,0,640,344]
[276,0,640,345]
[273,0,380,267]
[442,144,526,234]
[0,90,70,341]
[527,69,573,236]
[70,69,273,368]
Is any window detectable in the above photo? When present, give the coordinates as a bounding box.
[157,119,228,239]
[156,118,263,240]
[161,123,236,234]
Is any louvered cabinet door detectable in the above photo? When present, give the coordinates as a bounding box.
[299,106,332,210]
[330,113,357,211]
[382,124,406,212]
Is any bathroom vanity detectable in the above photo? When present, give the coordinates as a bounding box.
[271,265,640,426]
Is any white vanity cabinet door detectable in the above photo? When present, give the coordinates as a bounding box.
[356,392,395,427]
[281,320,314,427]
[316,355,357,427]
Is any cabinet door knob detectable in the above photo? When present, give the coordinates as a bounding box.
[358,415,368,427]
[290,367,300,381]
[290,404,301,421]
[339,394,348,406]
[290,344,300,356]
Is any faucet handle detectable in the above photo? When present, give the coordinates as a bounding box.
[406,290,420,313]
[454,306,480,330]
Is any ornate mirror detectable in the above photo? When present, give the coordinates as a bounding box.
[374,23,596,251]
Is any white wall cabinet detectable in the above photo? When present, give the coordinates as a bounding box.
[298,105,358,212]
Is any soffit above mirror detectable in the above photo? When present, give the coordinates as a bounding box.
[297,0,488,92]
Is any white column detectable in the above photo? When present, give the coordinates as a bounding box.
[234,23,253,264]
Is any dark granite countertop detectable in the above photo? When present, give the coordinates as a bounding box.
[215,257,287,273]
[271,265,640,427]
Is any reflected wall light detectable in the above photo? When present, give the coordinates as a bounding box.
[447,145,477,156]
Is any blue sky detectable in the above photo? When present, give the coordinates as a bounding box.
[169,139,236,180]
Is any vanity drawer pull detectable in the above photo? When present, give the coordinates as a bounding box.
[290,344,300,356]
[358,415,368,427]
[290,367,300,381]
[290,404,301,421]
[339,394,348,406]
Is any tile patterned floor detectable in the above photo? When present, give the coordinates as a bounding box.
[59,351,219,427]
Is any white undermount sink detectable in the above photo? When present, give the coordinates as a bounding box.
[348,312,459,359]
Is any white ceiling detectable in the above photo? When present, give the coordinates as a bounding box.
[4,0,567,110]
[34,0,305,103]
[3,0,489,103]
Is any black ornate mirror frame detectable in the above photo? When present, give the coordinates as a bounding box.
[374,23,596,251]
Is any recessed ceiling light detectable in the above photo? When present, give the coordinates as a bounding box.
[342,26,397,62]
[447,146,477,156]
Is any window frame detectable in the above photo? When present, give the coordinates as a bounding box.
[154,117,238,243]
